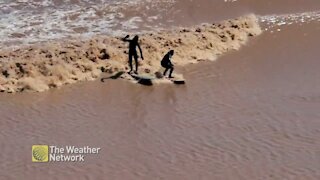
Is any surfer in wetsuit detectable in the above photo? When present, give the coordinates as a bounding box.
[122,35,144,74]
[161,50,175,78]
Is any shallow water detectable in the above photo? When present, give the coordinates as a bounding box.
[0,0,320,179]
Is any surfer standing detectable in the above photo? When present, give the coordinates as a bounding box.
[122,35,144,74]
[161,50,175,78]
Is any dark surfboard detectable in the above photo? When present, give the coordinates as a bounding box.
[130,73,154,86]
[171,79,185,85]
[166,76,185,85]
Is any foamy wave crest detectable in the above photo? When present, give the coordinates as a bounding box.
[0,0,176,48]
[0,14,261,93]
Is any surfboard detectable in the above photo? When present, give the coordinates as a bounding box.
[101,71,185,86]
[168,78,185,85]
[130,73,155,86]
[171,79,185,85]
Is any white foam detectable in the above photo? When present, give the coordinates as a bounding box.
[260,11,320,31]
[0,0,176,49]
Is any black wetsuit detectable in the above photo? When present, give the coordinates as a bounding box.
[161,52,174,78]
[123,36,143,73]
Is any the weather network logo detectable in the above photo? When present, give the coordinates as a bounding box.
[32,144,101,162]
[32,145,49,162]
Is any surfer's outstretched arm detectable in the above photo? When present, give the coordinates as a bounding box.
[138,43,144,60]
[122,35,131,42]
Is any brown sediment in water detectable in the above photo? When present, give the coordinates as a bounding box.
[0,14,261,93]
